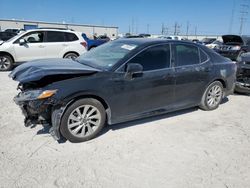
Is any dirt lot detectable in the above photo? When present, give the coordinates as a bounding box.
[0,71,250,188]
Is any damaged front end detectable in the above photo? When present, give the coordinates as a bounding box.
[10,58,100,141]
[235,53,250,94]
[14,85,57,128]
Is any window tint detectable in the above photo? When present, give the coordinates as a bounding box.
[128,44,170,71]
[19,31,44,43]
[46,31,65,42]
[65,32,78,41]
[200,49,209,62]
[174,44,199,66]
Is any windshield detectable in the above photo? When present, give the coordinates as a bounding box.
[5,31,25,43]
[77,41,138,70]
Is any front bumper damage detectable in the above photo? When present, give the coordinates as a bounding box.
[235,64,250,94]
[14,92,64,141]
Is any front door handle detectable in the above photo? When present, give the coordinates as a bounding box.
[39,45,45,48]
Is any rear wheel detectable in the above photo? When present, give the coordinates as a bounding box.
[199,81,224,111]
[0,54,13,71]
[60,98,106,143]
[64,52,79,60]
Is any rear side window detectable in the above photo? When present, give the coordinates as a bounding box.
[65,32,78,41]
[200,49,209,63]
[174,44,200,66]
[46,31,65,42]
[128,44,171,71]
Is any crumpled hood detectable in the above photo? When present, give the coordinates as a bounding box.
[222,35,244,45]
[9,58,100,83]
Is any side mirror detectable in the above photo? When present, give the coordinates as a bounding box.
[125,63,143,79]
[19,39,26,45]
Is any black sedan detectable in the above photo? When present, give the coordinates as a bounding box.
[10,39,237,142]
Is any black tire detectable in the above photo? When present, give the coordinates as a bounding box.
[64,52,79,60]
[199,81,224,111]
[60,98,106,143]
[0,54,14,71]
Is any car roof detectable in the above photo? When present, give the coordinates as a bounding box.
[115,38,197,46]
[25,28,77,33]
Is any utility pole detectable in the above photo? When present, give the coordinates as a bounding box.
[186,21,190,39]
[195,26,197,38]
[135,18,138,34]
[161,23,169,35]
[147,24,149,34]
[239,0,249,35]
[161,23,164,35]
[174,22,181,35]
[229,0,236,33]
[132,18,134,34]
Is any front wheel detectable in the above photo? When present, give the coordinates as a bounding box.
[0,54,14,71]
[60,98,106,143]
[199,81,224,111]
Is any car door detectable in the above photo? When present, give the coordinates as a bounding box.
[108,44,175,122]
[172,43,212,109]
[43,31,66,58]
[13,31,46,62]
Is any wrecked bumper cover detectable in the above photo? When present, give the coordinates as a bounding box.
[14,92,64,141]
[235,62,250,94]
[235,81,250,94]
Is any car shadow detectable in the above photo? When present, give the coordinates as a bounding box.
[34,97,230,143]
[99,97,230,136]
[99,107,199,136]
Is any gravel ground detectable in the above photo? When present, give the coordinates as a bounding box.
[0,71,250,188]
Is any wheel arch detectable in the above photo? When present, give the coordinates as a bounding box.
[212,78,227,89]
[63,51,80,58]
[0,51,15,62]
[61,93,111,124]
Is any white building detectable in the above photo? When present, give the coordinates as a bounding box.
[0,19,118,38]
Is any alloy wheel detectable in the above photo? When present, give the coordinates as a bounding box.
[67,105,101,138]
[206,85,223,108]
[0,56,11,71]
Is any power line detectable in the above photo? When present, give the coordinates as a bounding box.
[239,0,250,35]
[229,0,236,33]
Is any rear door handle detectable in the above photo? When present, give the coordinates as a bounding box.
[38,45,45,48]
[202,67,212,72]
[196,67,212,72]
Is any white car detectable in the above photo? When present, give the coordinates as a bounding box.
[0,28,87,71]
[206,40,223,49]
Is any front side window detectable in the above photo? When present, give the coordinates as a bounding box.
[46,31,65,42]
[17,31,44,43]
[128,44,171,71]
[174,44,200,66]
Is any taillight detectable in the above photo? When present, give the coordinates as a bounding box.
[80,41,87,48]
